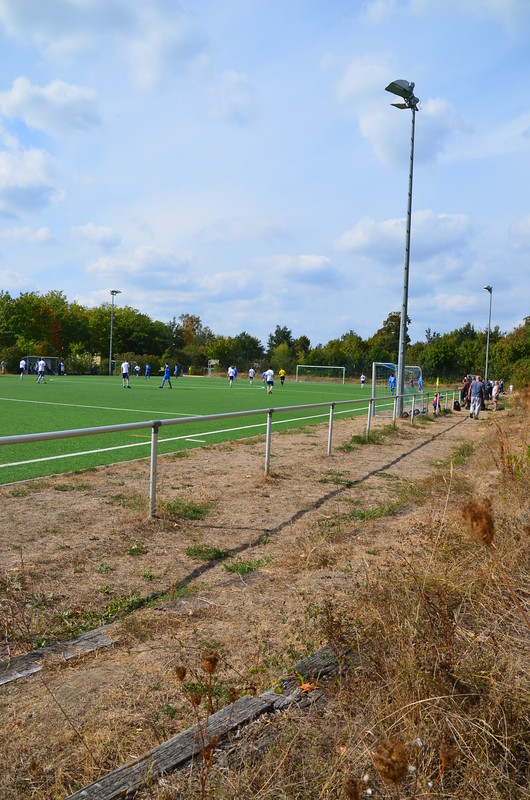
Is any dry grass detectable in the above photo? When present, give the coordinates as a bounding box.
[135,401,530,799]
[1,404,529,799]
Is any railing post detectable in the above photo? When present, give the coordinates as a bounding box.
[411,393,415,425]
[392,395,397,427]
[327,403,335,456]
[366,399,372,438]
[149,422,161,518]
[264,409,273,476]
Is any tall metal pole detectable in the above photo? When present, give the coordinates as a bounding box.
[396,103,415,416]
[385,80,419,418]
[484,285,492,382]
[109,289,121,376]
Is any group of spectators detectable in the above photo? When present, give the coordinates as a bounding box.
[460,375,506,419]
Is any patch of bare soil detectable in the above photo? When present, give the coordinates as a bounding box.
[0,407,521,798]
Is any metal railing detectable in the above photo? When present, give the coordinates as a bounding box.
[0,391,451,517]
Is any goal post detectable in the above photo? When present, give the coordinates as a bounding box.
[371,362,423,415]
[295,365,345,384]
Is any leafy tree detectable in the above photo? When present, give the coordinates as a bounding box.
[233,331,264,365]
[271,342,292,373]
[267,325,294,357]
[366,311,410,364]
[293,335,311,363]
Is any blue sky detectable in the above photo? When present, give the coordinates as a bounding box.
[0,0,529,348]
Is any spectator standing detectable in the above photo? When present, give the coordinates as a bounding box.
[468,375,485,419]
[492,380,500,411]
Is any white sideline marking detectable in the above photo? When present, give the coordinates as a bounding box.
[0,406,368,470]
[0,396,198,417]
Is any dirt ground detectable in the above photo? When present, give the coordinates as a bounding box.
[0,405,520,798]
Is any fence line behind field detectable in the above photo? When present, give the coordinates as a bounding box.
[0,391,442,517]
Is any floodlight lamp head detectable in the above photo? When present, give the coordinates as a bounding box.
[386,79,419,110]
[110,289,122,297]
[483,285,492,293]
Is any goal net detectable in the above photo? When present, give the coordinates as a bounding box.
[296,365,345,384]
[24,355,59,375]
[371,362,423,415]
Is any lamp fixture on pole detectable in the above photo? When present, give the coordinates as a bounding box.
[109,289,122,376]
[385,79,419,416]
[484,285,492,382]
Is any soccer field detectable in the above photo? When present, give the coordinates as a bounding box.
[0,374,373,484]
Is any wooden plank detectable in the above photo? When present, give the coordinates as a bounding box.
[67,643,356,800]
[0,628,115,686]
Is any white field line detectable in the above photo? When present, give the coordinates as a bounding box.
[0,396,198,417]
[0,404,374,470]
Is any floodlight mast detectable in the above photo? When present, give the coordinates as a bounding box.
[385,79,419,416]
[109,289,122,376]
[484,285,493,382]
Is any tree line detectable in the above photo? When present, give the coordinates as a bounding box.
[0,290,528,385]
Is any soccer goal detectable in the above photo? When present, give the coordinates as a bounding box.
[295,365,345,384]
[371,362,423,415]
[24,355,59,375]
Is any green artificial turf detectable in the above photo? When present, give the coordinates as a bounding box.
[0,374,373,484]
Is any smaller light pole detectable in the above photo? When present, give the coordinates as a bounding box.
[109,289,122,376]
[484,285,492,382]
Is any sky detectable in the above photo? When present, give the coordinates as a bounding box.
[0,0,529,350]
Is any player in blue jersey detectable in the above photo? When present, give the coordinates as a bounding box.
[160,363,172,388]
[388,374,396,395]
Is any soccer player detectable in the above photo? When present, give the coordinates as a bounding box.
[174,364,179,379]
[19,358,26,380]
[265,367,274,394]
[37,357,46,383]
[278,368,286,386]
[388,374,396,395]
[135,364,140,378]
[418,375,423,391]
[145,363,151,379]
[121,360,131,388]
[227,365,235,387]
[360,372,366,388]
[248,367,255,385]
[160,363,172,388]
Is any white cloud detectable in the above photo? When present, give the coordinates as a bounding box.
[335,210,472,262]
[0,1,207,87]
[258,254,335,285]
[0,77,101,136]
[0,146,63,214]
[0,267,35,291]
[0,225,54,243]
[71,222,121,248]
[197,270,256,297]
[85,246,193,286]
